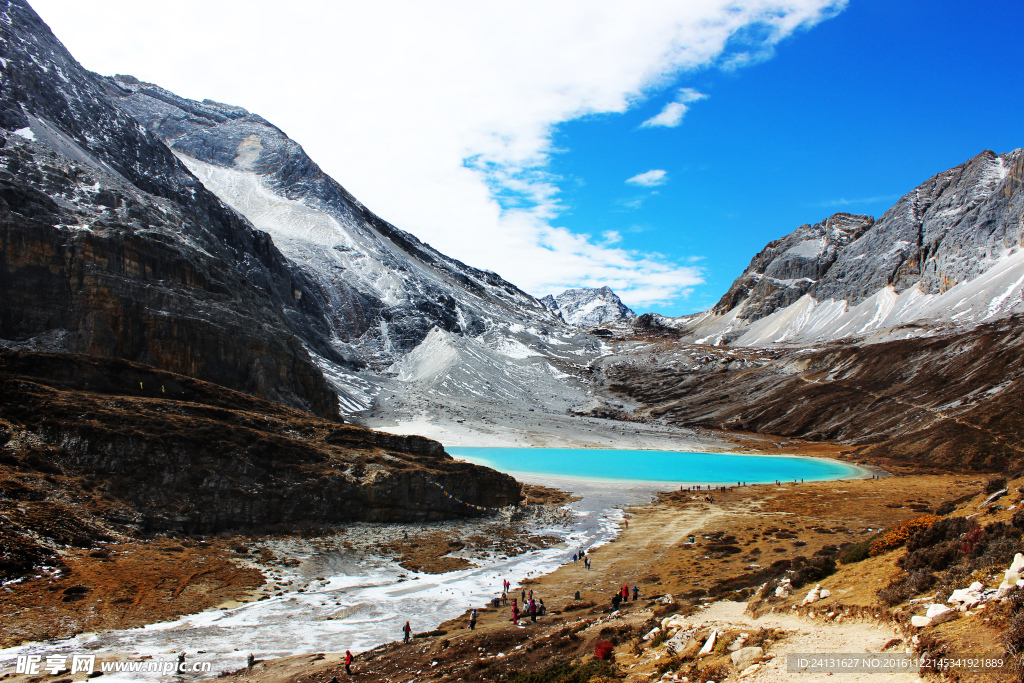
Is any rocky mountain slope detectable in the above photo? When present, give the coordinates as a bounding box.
[106,78,600,416]
[675,149,1024,346]
[595,150,1024,472]
[0,0,349,418]
[540,286,635,326]
[0,348,520,579]
[599,314,1024,472]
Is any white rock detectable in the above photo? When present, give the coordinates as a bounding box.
[739,663,760,678]
[819,589,831,599]
[731,646,764,670]
[910,615,932,627]
[698,630,718,656]
[925,604,951,618]
[661,615,687,631]
[664,630,690,656]
[643,627,662,641]
[802,584,821,605]
[1000,553,1024,590]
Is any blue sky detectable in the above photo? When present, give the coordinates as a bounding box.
[28,0,1024,317]
[544,0,1024,315]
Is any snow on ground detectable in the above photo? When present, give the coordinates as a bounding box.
[0,477,652,680]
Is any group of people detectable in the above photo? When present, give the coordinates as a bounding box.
[509,595,546,624]
[610,584,640,610]
[571,548,592,570]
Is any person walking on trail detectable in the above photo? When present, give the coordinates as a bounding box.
[345,650,353,675]
[632,585,640,601]
[402,621,412,643]
[529,599,537,622]
[501,590,507,605]
[521,588,526,603]
[585,556,591,570]
[511,599,519,624]
[469,608,477,630]
[572,552,578,565]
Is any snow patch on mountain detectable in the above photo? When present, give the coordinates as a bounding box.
[714,247,1024,347]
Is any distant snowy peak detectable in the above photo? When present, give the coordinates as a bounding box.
[545,286,635,326]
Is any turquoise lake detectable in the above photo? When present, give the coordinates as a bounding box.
[447,447,863,484]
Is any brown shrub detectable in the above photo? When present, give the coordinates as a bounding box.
[869,516,939,556]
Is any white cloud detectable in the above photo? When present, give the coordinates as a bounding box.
[28,0,845,305]
[601,230,622,245]
[626,169,668,187]
[641,87,708,127]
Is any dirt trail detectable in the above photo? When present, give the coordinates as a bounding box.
[589,504,727,584]
[681,601,918,682]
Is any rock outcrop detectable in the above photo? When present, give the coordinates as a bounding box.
[0,349,521,543]
[712,213,873,321]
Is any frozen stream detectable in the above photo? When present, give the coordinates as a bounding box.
[0,476,666,680]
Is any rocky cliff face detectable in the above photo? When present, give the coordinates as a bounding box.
[0,0,342,418]
[541,286,635,326]
[0,349,521,541]
[681,149,1024,346]
[712,213,873,321]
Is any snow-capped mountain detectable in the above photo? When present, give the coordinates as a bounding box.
[107,78,600,415]
[671,149,1024,346]
[0,0,599,421]
[541,286,635,326]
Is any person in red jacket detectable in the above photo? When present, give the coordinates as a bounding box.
[345,650,353,675]
[402,621,412,643]
[511,599,519,624]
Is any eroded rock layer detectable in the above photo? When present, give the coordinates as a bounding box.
[0,349,521,550]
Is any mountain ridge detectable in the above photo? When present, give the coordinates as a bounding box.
[666,148,1024,346]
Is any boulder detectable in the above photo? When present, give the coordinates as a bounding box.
[910,615,931,628]
[802,584,821,605]
[676,637,703,660]
[664,630,691,656]
[948,582,986,610]
[731,646,764,670]
[642,627,662,641]
[999,553,1024,590]
[661,615,688,631]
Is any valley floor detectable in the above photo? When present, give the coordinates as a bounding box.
[209,472,1012,683]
